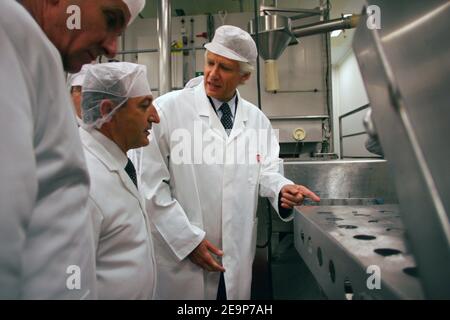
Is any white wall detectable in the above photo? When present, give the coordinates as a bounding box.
[332,50,379,158]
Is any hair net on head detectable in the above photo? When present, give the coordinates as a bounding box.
[204,25,258,66]
[122,0,146,25]
[67,64,92,89]
[81,62,151,129]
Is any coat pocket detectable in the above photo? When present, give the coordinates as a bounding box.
[247,163,261,187]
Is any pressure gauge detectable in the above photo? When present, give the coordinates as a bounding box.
[293,127,306,141]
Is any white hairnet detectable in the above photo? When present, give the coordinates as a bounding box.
[122,0,146,25]
[204,25,258,66]
[81,62,151,129]
[67,64,92,89]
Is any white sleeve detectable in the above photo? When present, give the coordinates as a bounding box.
[0,29,36,299]
[258,124,294,222]
[140,109,205,261]
[86,197,104,252]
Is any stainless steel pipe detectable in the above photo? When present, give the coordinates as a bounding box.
[293,15,360,38]
[157,0,172,94]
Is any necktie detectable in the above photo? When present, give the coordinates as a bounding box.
[125,158,138,189]
[220,103,233,135]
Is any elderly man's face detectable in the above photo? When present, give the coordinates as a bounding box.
[204,51,250,101]
[46,0,131,73]
[112,96,160,151]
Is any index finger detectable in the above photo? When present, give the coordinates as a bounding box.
[300,186,321,202]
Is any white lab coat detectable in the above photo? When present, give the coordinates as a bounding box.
[80,128,157,300]
[0,0,96,299]
[140,82,293,300]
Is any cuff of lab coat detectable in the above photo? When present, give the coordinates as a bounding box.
[278,193,294,220]
[271,178,295,222]
[174,225,206,261]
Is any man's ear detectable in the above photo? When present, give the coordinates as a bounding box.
[100,100,114,117]
[240,72,251,84]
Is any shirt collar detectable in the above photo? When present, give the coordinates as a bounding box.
[89,129,128,169]
[210,93,237,117]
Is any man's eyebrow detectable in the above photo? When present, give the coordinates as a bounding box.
[102,7,127,31]
[140,97,153,105]
[219,62,234,69]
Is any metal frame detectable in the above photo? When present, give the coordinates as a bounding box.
[259,5,323,18]
[268,115,329,121]
[353,0,450,298]
[338,104,381,159]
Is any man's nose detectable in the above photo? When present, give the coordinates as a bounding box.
[102,36,118,58]
[148,105,160,124]
[209,64,219,79]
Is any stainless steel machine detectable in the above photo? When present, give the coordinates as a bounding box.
[351,0,450,299]
[253,0,449,300]
[288,160,423,299]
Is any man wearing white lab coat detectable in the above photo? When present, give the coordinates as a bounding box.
[0,0,145,299]
[140,25,320,300]
[79,62,160,299]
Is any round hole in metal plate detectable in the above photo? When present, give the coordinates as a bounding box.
[344,277,354,300]
[403,267,419,278]
[300,230,305,244]
[386,227,403,232]
[374,248,402,257]
[338,225,358,229]
[307,236,313,254]
[354,213,371,217]
[326,217,344,222]
[368,220,379,223]
[317,211,333,215]
[353,234,376,240]
[317,247,323,267]
[329,260,336,283]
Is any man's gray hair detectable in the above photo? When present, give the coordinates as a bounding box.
[238,61,254,75]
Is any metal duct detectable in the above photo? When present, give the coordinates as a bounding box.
[292,15,360,38]
[157,0,172,95]
[248,15,297,61]
[249,14,360,62]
